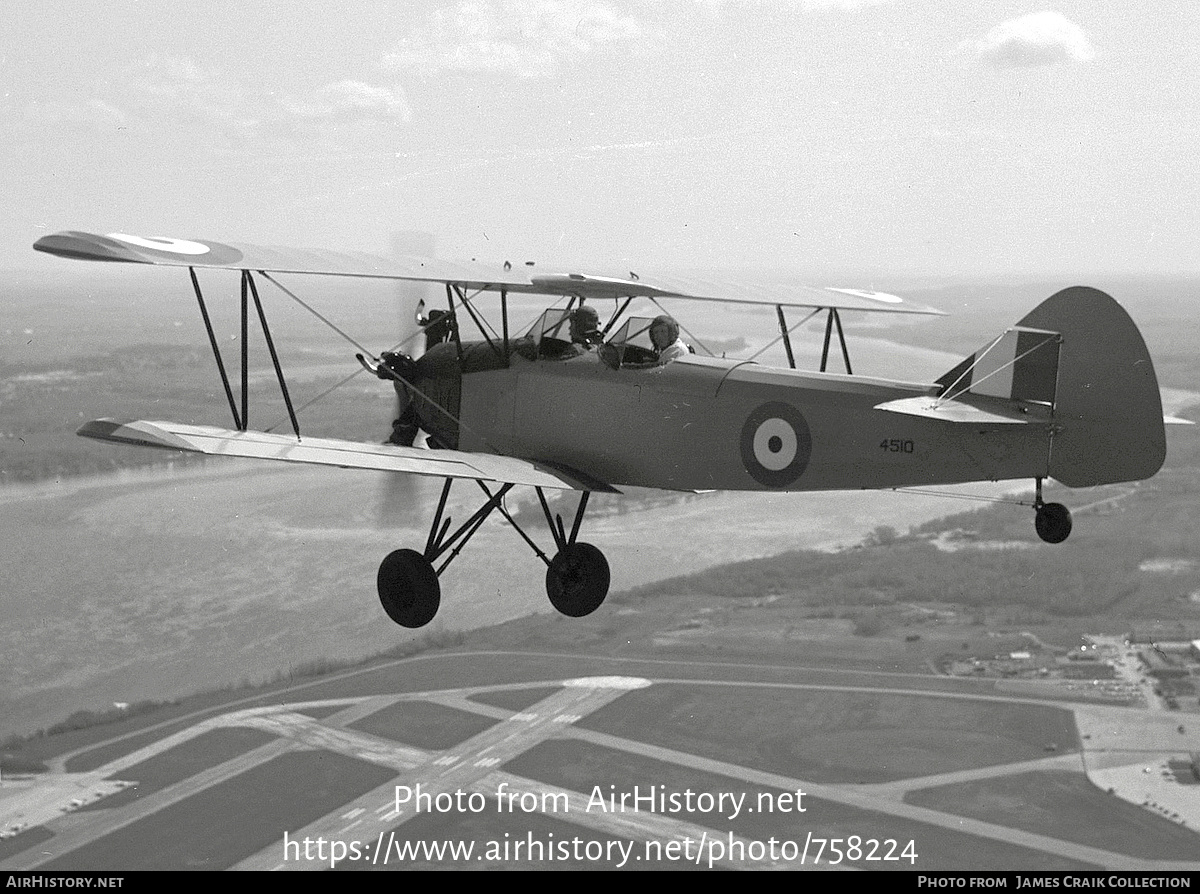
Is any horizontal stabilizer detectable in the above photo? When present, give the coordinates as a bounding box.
[873,396,1040,425]
[78,419,616,492]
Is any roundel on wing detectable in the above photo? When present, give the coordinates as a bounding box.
[106,233,245,266]
[108,234,211,255]
[740,401,812,487]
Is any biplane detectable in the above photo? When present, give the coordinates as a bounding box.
[34,231,1168,628]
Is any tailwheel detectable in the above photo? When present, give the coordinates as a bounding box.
[1034,502,1072,544]
[377,548,441,628]
[546,542,610,618]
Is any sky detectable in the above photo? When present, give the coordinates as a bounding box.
[2,2,1199,277]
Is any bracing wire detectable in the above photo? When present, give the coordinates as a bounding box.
[939,335,1059,405]
[885,487,1035,508]
[256,273,500,450]
[259,271,378,358]
[257,273,430,433]
[932,331,1006,408]
[747,307,823,362]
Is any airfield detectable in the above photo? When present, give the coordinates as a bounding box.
[2,647,1199,871]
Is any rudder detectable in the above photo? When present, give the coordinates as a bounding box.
[1018,286,1165,487]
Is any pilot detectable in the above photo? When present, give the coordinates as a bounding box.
[561,305,603,358]
[522,305,603,361]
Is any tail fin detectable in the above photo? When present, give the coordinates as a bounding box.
[939,287,1165,488]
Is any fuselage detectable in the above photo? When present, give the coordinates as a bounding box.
[450,350,1052,492]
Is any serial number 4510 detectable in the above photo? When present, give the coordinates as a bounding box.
[880,438,915,453]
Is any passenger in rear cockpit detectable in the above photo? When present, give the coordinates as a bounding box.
[649,315,688,364]
[620,314,688,369]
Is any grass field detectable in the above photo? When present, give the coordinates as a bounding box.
[350,699,498,750]
[81,727,276,811]
[578,684,1078,783]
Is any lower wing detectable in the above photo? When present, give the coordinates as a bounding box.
[78,419,617,493]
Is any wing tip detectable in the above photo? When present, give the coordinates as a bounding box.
[78,418,194,450]
[824,287,946,316]
[35,232,146,264]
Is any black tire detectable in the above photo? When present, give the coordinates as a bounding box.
[546,543,610,618]
[377,549,441,627]
[1035,503,1073,544]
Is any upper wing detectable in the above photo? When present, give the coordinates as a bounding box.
[34,230,943,316]
[79,419,618,493]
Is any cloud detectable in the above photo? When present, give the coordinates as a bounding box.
[793,0,894,9]
[383,0,645,78]
[283,80,411,124]
[126,55,259,131]
[969,10,1096,68]
[13,55,412,151]
[689,0,895,10]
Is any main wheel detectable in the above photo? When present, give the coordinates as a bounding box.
[1034,503,1073,544]
[546,542,610,618]
[377,549,441,627]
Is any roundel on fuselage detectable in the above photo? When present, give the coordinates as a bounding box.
[739,402,812,487]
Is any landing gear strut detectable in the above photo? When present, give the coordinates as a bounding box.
[377,479,610,627]
[1033,478,1072,544]
[534,489,610,618]
[376,479,514,628]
